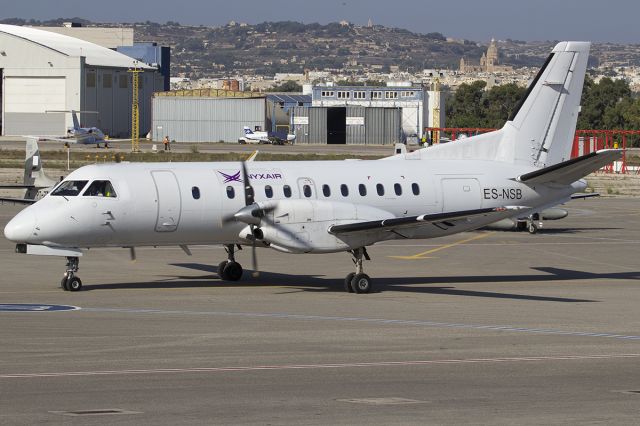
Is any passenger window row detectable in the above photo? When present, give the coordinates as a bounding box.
[226,183,420,199]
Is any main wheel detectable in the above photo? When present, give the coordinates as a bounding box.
[61,275,69,291]
[344,273,355,293]
[223,261,243,281]
[351,273,372,294]
[528,222,538,234]
[218,261,229,280]
[67,276,83,292]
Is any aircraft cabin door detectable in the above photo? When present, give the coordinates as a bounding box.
[151,170,182,232]
[440,178,482,212]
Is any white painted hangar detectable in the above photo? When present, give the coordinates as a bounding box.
[0,24,162,137]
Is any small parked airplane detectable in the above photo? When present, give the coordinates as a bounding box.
[239,126,296,145]
[3,42,621,293]
[38,110,110,148]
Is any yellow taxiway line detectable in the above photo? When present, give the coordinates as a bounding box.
[389,231,494,260]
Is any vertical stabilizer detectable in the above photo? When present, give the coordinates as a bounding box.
[23,138,57,190]
[503,42,590,167]
[71,110,80,130]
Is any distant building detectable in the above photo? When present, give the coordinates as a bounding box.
[460,38,513,73]
[117,42,171,91]
[30,23,133,49]
[0,24,162,137]
[290,85,444,145]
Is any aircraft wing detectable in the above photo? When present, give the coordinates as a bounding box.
[328,206,527,235]
[517,149,622,185]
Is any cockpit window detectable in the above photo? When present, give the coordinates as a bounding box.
[50,180,88,196]
[83,180,117,198]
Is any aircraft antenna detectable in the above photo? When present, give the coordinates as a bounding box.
[128,61,142,152]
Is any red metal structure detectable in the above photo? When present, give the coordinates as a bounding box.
[426,127,638,174]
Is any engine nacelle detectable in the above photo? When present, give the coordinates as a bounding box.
[238,199,395,254]
[541,208,568,221]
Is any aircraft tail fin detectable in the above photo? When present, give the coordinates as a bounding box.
[243,126,253,135]
[23,138,58,189]
[420,42,590,170]
[71,110,80,130]
[504,41,590,168]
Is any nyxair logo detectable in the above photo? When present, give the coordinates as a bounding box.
[217,170,283,183]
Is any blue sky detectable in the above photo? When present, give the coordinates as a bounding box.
[3,0,638,43]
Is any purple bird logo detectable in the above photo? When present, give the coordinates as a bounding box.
[218,170,242,183]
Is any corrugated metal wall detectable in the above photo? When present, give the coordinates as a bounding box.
[365,108,402,145]
[346,106,366,145]
[292,106,327,144]
[293,106,401,145]
[152,97,265,142]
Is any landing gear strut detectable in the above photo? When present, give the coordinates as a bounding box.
[218,244,243,281]
[61,256,82,292]
[528,213,542,234]
[344,248,372,294]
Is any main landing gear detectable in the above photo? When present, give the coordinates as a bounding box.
[344,247,372,294]
[61,256,82,292]
[218,244,244,281]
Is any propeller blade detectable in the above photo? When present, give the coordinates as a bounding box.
[250,225,259,277]
[240,161,254,206]
[129,247,136,262]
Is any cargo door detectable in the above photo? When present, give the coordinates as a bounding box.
[441,178,481,212]
[151,170,181,232]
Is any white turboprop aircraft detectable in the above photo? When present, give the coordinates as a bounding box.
[3,42,622,293]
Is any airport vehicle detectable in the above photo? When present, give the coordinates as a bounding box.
[0,138,58,204]
[238,126,296,144]
[4,42,621,293]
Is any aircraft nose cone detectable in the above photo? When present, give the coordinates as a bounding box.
[3,210,36,243]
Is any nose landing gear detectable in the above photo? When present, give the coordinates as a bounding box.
[61,256,82,291]
[218,244,244,281]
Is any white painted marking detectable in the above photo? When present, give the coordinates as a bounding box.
[2,354,639,379]
[79,307,640,341]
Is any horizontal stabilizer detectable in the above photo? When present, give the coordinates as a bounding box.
[517,150,622,185]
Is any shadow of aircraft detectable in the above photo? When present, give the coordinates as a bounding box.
[78,262,640,303]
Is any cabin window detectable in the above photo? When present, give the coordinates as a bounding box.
[51,180,88,197]
[303,184,312,198]
[226,186,235,199]
[265,185,273,198]
[340,184,349,197]
[192,186,200,199]
[283,185,292,198]
[358,184,367,196]
[322,184,331,197]
[394,183,402,196]
[376,183,385,196]
[412,183,420,195]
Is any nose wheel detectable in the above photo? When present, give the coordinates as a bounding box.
[61,257,82,291]
[218,245,244,281]
[344,248,372,294]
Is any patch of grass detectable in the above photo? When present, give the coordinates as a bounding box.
[0,149,383,169]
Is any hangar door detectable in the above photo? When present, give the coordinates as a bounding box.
[3,77,66,136]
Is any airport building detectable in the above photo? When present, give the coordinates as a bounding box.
[0,24,163,137]
[291,85,444,145]
[151,90,311,143]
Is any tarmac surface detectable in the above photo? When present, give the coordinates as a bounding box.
[0,198,639,425]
